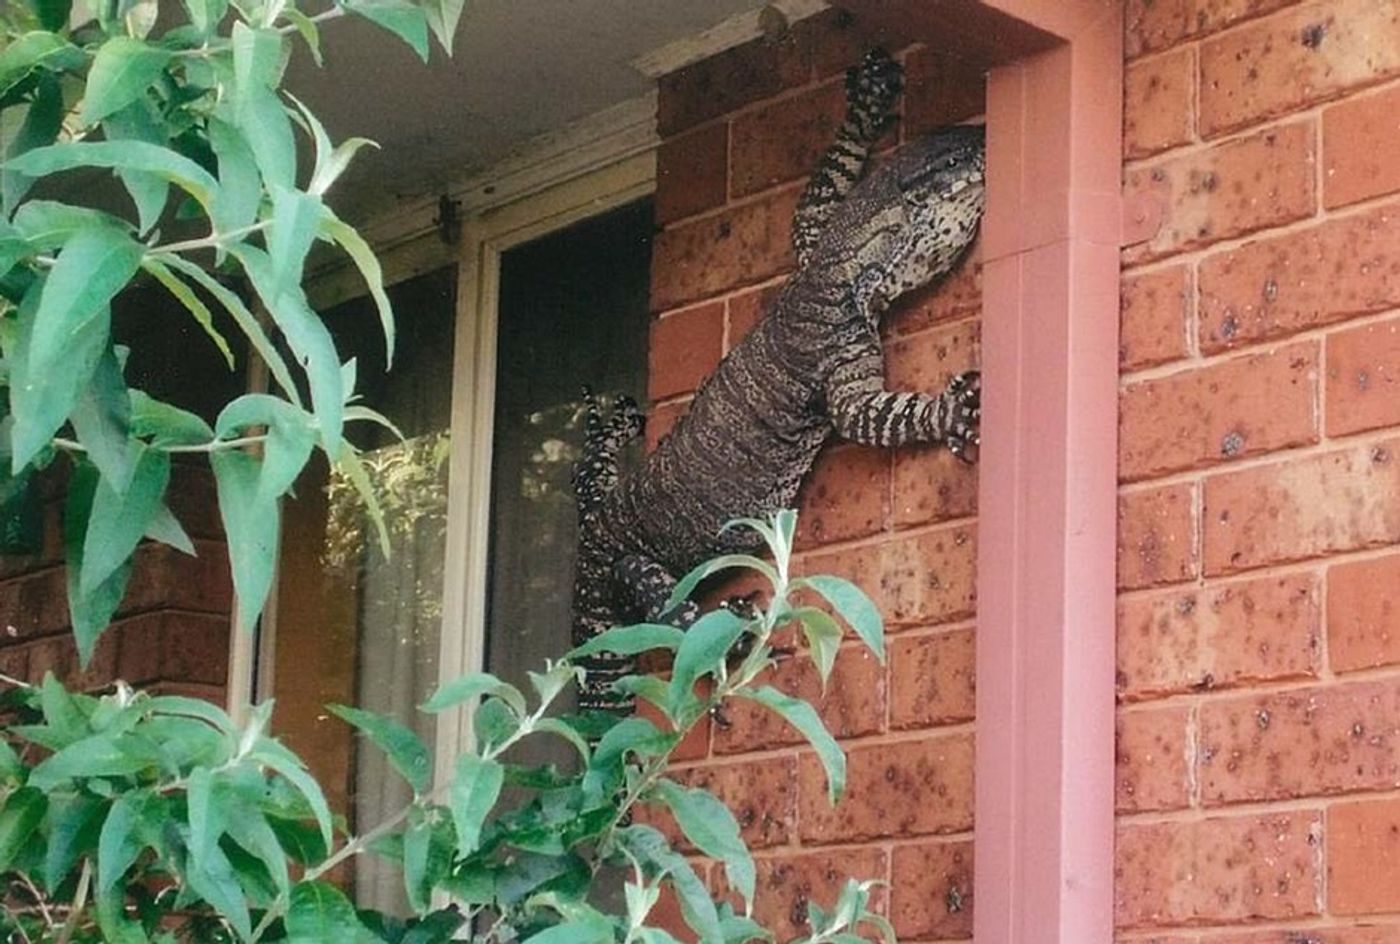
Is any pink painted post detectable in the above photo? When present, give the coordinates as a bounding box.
[975,4,1122,943]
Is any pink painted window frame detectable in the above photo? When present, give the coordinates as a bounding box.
[845,2,1124,941]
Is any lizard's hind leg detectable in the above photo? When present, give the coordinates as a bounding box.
[572,389,645,510]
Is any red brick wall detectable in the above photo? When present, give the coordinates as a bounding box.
[646,10,984,939]
[0,463,232,700]
[1117,0,1400,939]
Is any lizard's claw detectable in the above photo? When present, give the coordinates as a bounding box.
[845,48,903,142]
[943,370,981,464]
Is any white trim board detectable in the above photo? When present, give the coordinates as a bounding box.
[631,0,830,78]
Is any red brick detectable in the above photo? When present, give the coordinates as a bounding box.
[799,732,973,842]
[656,123,729,225]
[1203,929,1400,944]
[1124,0,1300,59]
[1329,796,1400,914]
[891,446,978,528]
[0,566,71,639]
[1120,265,1191,371]
[0,644,29,683]
[713,645,884,755]
[636,690,710,764]
[682,757,796,849]
[1118,483,1198,590]
[903,47,985,138]
[1119,341,1319,481]
[649,302,725,401]
[1114,811,1322,928]
[646,398,689,453]
[886,246,982,336]
[1200,0,1400,137]
[22,628,119,691]
[1125,46,1196,159]
[656,33,811,136]
[1198,201,1400,352]
[1117,705,1192,813]
[131,541,233,615]
[1117,572,1320,700]
[890,839,973,939]
[800,524,976,629]
[651,187,800,311]
[1323,84,1400,209]
[115,611,231,688]
[726,284,779,351]
[731,82,845,198]
[1198,678,1400,805]
[166,462,225,541]
[1122,122,1316,263]
[742,848,888,942]
[885,317,980,396]
[1329,553,1400,673]
[1326,314,1400,436]
[794,444,890,549]
[1203,438,1400,575]
[889,628,975,730]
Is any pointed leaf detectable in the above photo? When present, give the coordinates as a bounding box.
[0,786,46,871]
[28,225,143,377]
[420,0,465,54]
[129,389,215,446]
[140,256,236,370]
[736,685,846,803]
[216,393,316,503]
[568,623,685,659]
[650,779,755,911]
[80,444,170,594]
[343,0,429,60]
[250,737,333,850]
[7,141,220,215]
[666,554,777,613]
[797,575,884,662]
[143,502,195,554]
[101,99,170,234]
[63,461,132,665]
[3,73,63,212]
[211,449,279,633]
[41,792,104,892]
[328,703,431,794]
[320,210,393,364]
[267,185,323,295]
[421,671,526,716]
[792,606,842,689]
[666,608,745,715]
[78,37,172,126]
[69,343,134,491]
[449,754,503,855]
[207,115,262,234]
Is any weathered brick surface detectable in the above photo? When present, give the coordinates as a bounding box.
[1119,341,1319,481]
[1114,811,1322,928]
[1120,265,1191,371]
[891,446,978,527]
[1122,122,1315,263]
[656,34,810,136]
[798,733,973,842]
[884,317,980,395]
[1329,553,1400,673]
[745,848,888,942]
[889,839,974,939]
[889,627,975,730]
[639,756,797,850]
[1124,46,1196,159]
[649,302,725,401]
[655,123,729,225]
[1202,439,1400,575]
[731,82,845,198]
[1117,572,1320,700]
[1203,930,1400,944]
[1323,84,1400,210]
[1198,679,1400,805]
[1124,0,1301,59]
[885,244,982,336]
[1328,796,1400,915]
[1118,483,1198,590]
[1116,704,1192,813]
[794,445,890,549]
[1325,314,1400,436]
[1199,0,1400,137]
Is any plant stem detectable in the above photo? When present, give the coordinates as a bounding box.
[52,434,269,456]
[0,672,33,689]
[55,859,91,944]
[149,221,271,256]
[16,872,56,930]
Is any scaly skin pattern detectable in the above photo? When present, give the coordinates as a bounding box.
[572,50,987,711]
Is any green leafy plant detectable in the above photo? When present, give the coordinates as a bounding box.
[1,513,894,943]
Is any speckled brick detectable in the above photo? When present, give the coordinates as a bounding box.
[1199,0,1400,137]
[651,186,800,311]
[739,847,888,942]
[649,302,726,401]
[1329,796,1400,914]
[885,317,981,396]
[1122,122,1316,264]
[1203,438,1400,575]
[889,628,975,730]
[656,32,811,136]
[903,46,985,138]
[794,444,890,549]
[1114,811,1323,928]
[1117,572,1320,700]
[1198,679,1400,804]
[1203,928,1400,943]
[22,629,119,691]
[1125,46,1195,158]
[713,645,884,755]
[885,244,982,336]
[1325,314,1400,436]
[798,732,973,842]
[656,122,729,225]
[800,524,976,628]
[636,688,710,763]
[115,611,232,688]
[890,839,974,939]
[1124,0,1301,59]
[1120,341,1318,481]
[1121,265,1191,371]
[640,756,796,850]
[1323,84,1400,209]
[1329,553,1400,673]
[1117,705,1192,813]
[891,446,978,528]
[1118,483,1198,591]
[1198,201,1400,352]
[731,81,845,197]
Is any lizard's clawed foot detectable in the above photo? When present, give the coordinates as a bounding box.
[943,369,981,463]
[845,48,903,141]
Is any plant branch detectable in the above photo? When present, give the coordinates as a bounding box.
[0,672,33,689]
[52,434,269,457]
[16,872,56,931]
[55,859,91,944]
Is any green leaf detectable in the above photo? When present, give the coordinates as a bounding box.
[666,608,746,716]
[320,211,394,365]
[0,31,84,99]
[343,0,430,60]
[129,389,215,446]
[186,833,252,939]
[63,460,133,665]
[231,21,284,92]
[534,717,591,763]
[96,790,163,897]
[401,806,453,914]
[250,737,334,851]
[216,393,316,503]
[471,698,518,752]
[736,685,845,803]
[235,84,295,192]
[80,444,170,594]
[11,200,133,251]
[8,141,221,216]
[41,792,104,892]
[311,137,376,198]
[28,225,143,378]
[449,754,503,855]
[78,37,172,127]
[328,703,432,794]
[523,921,614,944]
[568,623,686,659]
[650,779,755,912]
[139,257,236,370]
[223,805,291,898]
[0,786,47,871]
[281,8,323,64]
[207,115,263,234]
[28,731,156,790]
[3,73,63,215]
[666,554,778,613]
[102,99,170,234]
[797,575,884,663]
[421,671,526,716]
[792,607,842,689]
[186,766,224,874]
[419,0,465,54]
[267,185,324,296]
[616,825,721,944]
[181,0,230,34]
[69,343,135,492]
[30,0,73,31]
[211,449,280,633]
[285,880,372,942]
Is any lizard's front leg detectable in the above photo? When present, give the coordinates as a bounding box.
[826,344,980,459]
